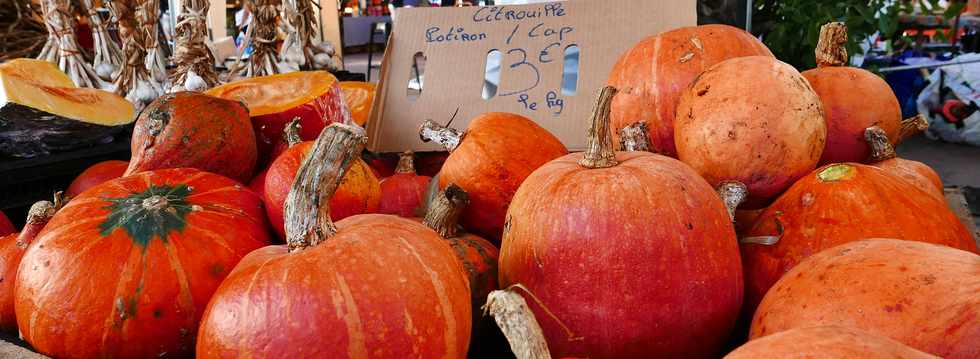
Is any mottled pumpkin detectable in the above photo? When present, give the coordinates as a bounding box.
[727,326,938,359]
[197,124,471,358]
[15,168,271,358]
[66,160,128,197]
[421,113,568,242]
[125,92,257,183]
[607,24,773,155]
[751,239,980,359]
[675,56,827,208]
[499,87,742,358]
[741,163,977,314]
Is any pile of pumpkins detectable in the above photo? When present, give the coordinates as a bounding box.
[0,21,977,359]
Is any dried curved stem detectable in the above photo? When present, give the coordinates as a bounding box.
[284,123,367,252]
[865,126,897,163]
[815,22,848,68]
[483,286,552,359]
[171,0,219,91]
[898,114,929,143]
[419,120,464,152]
[394,151,416,174]
[579,86,619,169]
[283,117,303,147]
[423,184,467,238]
[717,181,748,221]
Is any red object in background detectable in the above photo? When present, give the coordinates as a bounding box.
[66,160,129,198]
[415,151,449,177]
[0,211,13,236]
[75,22,94,51]
[378,152,431,217]
[363,151,397,178]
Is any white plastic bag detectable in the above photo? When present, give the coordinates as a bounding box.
[916,53,980,147]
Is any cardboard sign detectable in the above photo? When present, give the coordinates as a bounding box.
[366,0,696,152]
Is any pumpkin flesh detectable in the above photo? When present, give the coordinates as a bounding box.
[751,239,980,359]
[205,71,349,166]
[14,168,271,358]
[339,81,375,127]
[607,24,773,156]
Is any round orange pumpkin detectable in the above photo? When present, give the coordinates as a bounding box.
[14,168,271,358]
[0,200,58,332]
[727,326,938,359]
[499,87,742,358]
[607,24,773,156]
[197,124,472,358]
[205,71,349,167]
[420,113,568,242]
[125,92,258,183]
[339,81,375,127]
[378,151,431,217]
[675,56,827,208]
[66,160,128,197]
[422,184,504,356]
[801,23,903,165]
[263,141,380,240]
[751,239,980,358]
[865,126,943,198]
[741,163,977,314]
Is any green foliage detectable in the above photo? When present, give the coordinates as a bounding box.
[754,0,963,70]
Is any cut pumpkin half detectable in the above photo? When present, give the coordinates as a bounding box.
[0,58,134,158]
[340,81,375,127]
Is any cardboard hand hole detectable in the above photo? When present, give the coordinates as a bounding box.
[561,45,580,96]
[482,49,503,100]
[407,52,426,101]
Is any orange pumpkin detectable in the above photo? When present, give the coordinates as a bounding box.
[751,239,980,358]
[865,125,943,198]
[741,163,977,314]
[801,23,903,165]
[66,160,128,197]
[15,168,271,358]
[378,151,431,217]
[197,124,472,358]
[422,184,503,356]
[0,199,58,332]
[607,24,773,156]
[420,113,568,241]
[206,71,349,167]
[727,326,938,359]
[125,92,257,183]
[675,56,827,208]
[339,81,375,127]
[499,87,742,358]
[263,139,380,240]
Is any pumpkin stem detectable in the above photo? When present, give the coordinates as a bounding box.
[423,184,467,238]
[395,151,417,174]
[17,199,58,249]
[815,22,848,68]
[898,114,928,143]
[283,117,303,147]
[865,126,897,163]
[716,181,748,221]
[419,120,464,152]
[483,286,553,359]
[284,123,367,252]
[619,121,651,152]
[579,86,619,169]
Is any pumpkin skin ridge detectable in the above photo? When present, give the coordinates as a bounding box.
[740,163,978,316]
[750,239,980,358]
[14,168,271,359]
[196,213,471,358]
[500,150,742,358]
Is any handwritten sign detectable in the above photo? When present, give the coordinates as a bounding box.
[367,0,696,152]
